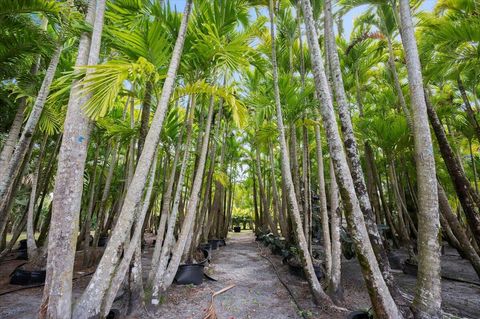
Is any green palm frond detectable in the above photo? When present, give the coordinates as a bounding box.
[106,0,155,29]
[105,20,171,68]
[161,106,185,143]
[213,170,230,187]
[77,57,155,119]
[97,116,139,142]
[37,103,63,135]
[173,80,249,128]
[255,121,278,145]
[0,0,60,16]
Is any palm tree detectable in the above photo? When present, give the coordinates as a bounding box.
[40,0,107,317]
[268,0,332,306]
[300,0,402,316]
[398,0,441,317]
[72,2,193,317]
[324,0,399,299]
[0,0,63,245]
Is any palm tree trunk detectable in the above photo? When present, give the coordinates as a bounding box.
[39,0,105,316]
[93,140,119,247]
[27,135,48,259]
[255,148,276,234]
[388,162,410,245]
[152,96,215,299]
[0,208,28,258]
[195,97,223,244]
[137,78,153,158]
[386,36,413,130]
[82,145,101,266]
[0,99,26,176]
[314,122,331,281]
[324,0,397,296]
[149,98,191,282]
[468,139,478,194]
[364,144,383,224]
[398,1,442,317]
[270,0,332,306]
[425,92,480,245]
[328,158,343,302]
[101,152,158,317]
[289,125,302,210]
[150,97,196,288]
[302,124,312,251]
[37,202,52,248]
[269,143,287,237]
[72,3,192,316]
[0,45,62,240]
[301,0,401,316]
[0,137,35,256]
[458,78,480,143]
[437,183,480,278]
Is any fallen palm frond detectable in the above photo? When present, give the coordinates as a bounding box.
[202,284,235,319]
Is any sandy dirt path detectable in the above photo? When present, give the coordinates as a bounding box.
[153,231,310,319]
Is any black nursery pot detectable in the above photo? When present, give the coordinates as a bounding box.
[16,250,28,260]
[208,239,219,250]
[10,268,46,285]
[198,249,210,266]
[199,242,212,250]
[199,243,212,255]
[346,310,371,319]
[174,264,205,285]
[233,226,241,233]
[98,236,109,247]
[106,309,120,319]
[30,270,46,284]
[402,259,418,276]
[208,239,225,249]
[313,265,323,280]
[10,269,31,285]
[270,245,282,256]
[388,252,404,270]
[18,239,28,251]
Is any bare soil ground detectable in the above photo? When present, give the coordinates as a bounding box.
[150,232,348,319]
[0,232,479,319]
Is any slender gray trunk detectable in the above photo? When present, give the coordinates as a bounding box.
[101,152,158,317]
[150,96,196,292]
[398,1,441,317]
[27,135,48,259]
[72,2,192,317]
[151,96,214,301]
[324,0,396,295]
[437,183,480,278]
[386,37,413,130]
[93,141,119,247]
[314,123,331,281]
[0,45,62,240]
[269,0,332,306]
[149,99,191,282]
[0,99,26,176]
[301,0,401,316]
[40,2,103,317]
[82,145,101,266]
[269,143,287,236]
[328,158,343,301]
[302,124,312,252]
